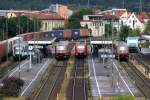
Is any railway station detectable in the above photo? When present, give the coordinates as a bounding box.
[1,5,150,100]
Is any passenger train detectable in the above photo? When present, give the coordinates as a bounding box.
[114,41,129,60]
[74,40,88,58]
[55,41,70,60]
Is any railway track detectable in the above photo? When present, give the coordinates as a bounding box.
[69,58,87,100]
[121,61,150,99]
[29,60,67,100]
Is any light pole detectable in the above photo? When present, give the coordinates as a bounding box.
[88,0,90,8]
[6,19,8,61]
[139,0,142,12]
[111,10,115,88]
[28,46,33,71]
[17,16,21,79]
[122,0,125,8]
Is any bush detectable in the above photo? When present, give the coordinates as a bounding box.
[0,77,24,97]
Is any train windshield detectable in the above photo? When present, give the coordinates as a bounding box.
[56,45,67,51]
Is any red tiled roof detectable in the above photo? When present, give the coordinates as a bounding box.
[138,12,149,19]
[103,14,119,20]
[136,12,149,23]
[115,11,126,17]
[14,11,64,20]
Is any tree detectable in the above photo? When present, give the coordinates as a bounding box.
[144,20,150,34]
[119,25,131,40]
[65,8,93,29]
[105,24,112,37]
[130,28,141,36]
[0,77,24,97]
[0,16,42,40]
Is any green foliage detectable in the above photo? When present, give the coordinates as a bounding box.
[130,28,141,36]
[65,8,93,29]
[0,0,148,11]
[0,16,42,40]
[119,25,131,40]
[105,24,112,37]
[0,77,24,97]
[144,20,150,34]
[119,25,141,40]
[110,96,135,100]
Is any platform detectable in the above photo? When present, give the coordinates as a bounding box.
[8,58,52,98]
[88,55,142,99]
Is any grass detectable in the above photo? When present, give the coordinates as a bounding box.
[84,57,93,100]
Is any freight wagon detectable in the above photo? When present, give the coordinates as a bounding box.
[43,29,89,40]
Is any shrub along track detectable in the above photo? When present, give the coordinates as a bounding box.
[28,60,67,100]
[67,58,87,100]
[121,61,150,99]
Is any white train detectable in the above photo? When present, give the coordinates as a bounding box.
[55,41,70,59]
[114,41,129,60]
[13,39,29,61]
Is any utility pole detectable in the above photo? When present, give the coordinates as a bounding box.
[122,0,125,8]
[111,10,115,88]
[139,0,142,12]
[6,19,8,61]
[88,0,90,8]
[18,16,21,79]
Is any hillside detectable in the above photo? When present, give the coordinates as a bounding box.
[0,0,150,12]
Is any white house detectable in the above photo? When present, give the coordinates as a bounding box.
[126,12,149,32]
[80,14,120,37]
[80,15,106,37]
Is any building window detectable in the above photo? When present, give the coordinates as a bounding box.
[45,22,48,30]
[121,21,123,25]
[133,20,135,28]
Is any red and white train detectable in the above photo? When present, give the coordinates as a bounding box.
[114,41,129,60]
[55,41,70,59]
[74,40,88,58]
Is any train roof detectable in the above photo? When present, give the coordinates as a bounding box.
[126,36,139,40]
[0,36,23,44]
[140,35,150,41]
